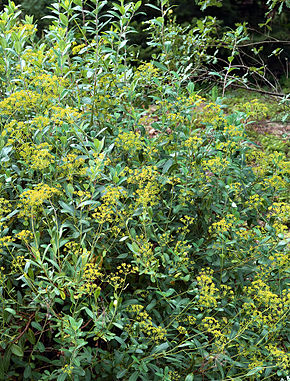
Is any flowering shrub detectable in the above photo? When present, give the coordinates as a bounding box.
[0,1,289,380]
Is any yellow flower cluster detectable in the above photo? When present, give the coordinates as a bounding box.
[11,255,26,273]
[0,236,15,248]
[177,325,187,335]
[243,279,289,326]
[0,90,40,115]
[197,102,226,127]
[115,130,157,158]
[49,106,82,125]
[133,62,159,85]
[79,262,103,296]
[183,315,196,325]
[92,186,126,225]
[127,166,160,208]
[19,142,54,170]
[269,251,289,269]
[6,22,36,37]
[172,240,192,270]
[184,135,203,151]
[223,123,244,138]
[0,267,5,284]
[33,73,68,96]
[273,221,288,236]
[266,343,289,370]
[167,111,186,125]
[178,215,195,234]
[237,98,269,120]
[0,198,12,230]
[33,115,51,127]
[185,93,205,108]
[21,48,46,70]
[106,263,137,290]
[247,149,289,188]
[202,156,229,174]
[88,152,110,182]
[159,231,173,247]
[247,356,264,373]
[153,94,208,130]
[128,304,167,342]
[209,214,235,235]
[168,370,181,381]
[245,194,264,209]
[196,268,219,309]
[220,284,234,299]
[131,236,159,273]
[72,43,86,55]
[215,140,239,154]
[73,190,91,209]
[61,364,74,375]
[175,94,205,112]
[235,227,256,242]
[15,230,33,242]
[64,241,83,256]
[264,174,287,190]
[18,183,61,219]
[268,202,290,223]
[268,151,288,168]
[202,316,227,349]
[115,131,144,152]
[60,154,86,181]
[5,120,29,145]
[178,187,197,207]
[228,181,242,196]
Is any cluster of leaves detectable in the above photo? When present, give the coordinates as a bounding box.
[0,1,289,380]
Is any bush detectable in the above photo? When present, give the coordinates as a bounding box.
[0,1,289,380]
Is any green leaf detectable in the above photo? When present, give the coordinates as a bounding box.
[24,365,32,378]
[59,13,68,26]
[236,25,244,35]
[128,371,139,381]
[93,137,105,154]
[187,81,195,94]
[57,374,67,381]
[229,322,240,339]
[162,159,173,174]
[5,307,16,316]
[146,4,161,11]
[10,344,24,357]
[134,1,142,11]
[59,201,75,216]
[67,183,74,195]
[151,342,169,354]
[153,61,168,71]
[31,321,42,331]
[117,369,128,379]
[245,367,264,376]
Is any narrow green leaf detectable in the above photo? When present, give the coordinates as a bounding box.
[10,344,24,357]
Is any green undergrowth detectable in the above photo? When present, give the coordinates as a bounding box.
[0,2,289,381]
[248,131,289,156]
[221,88,289,160]
[221,89,290,124]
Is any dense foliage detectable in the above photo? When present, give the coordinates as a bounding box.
[0,1,289,380]
[11,0,290,88]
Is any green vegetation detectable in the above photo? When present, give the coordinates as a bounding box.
[0,0,289,380]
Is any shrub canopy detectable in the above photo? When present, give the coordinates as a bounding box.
[0,1,289,380]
